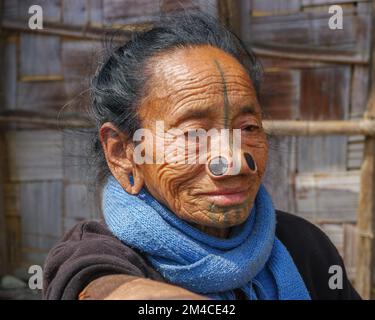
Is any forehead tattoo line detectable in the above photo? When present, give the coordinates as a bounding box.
[213,59,230,129]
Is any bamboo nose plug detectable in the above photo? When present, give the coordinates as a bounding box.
[244,152,257,172]
[208,156,229,176]
[207,153,257,176]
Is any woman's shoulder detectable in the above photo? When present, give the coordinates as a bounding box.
[275,210,347,266]
[58,219,113,241]
[275,210,329,245]
[43,220,164,300]
[275,210,361,300]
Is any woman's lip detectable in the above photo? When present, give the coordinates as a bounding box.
[197,189,249,206]
[197,188,249,196]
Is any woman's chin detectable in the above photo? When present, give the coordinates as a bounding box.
[193,209,250,229]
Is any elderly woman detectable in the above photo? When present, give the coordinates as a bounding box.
[43,12,359,300]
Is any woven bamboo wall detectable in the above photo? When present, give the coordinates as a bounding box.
[244,0,373,281]
[0,0,373,286]
[0,0,220,276]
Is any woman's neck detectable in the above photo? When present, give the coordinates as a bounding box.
[193,224,231,239]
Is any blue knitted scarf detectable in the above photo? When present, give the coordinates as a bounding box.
[102,175,311,300]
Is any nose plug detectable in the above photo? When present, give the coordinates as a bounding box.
[208,156,229,176]
[244,152,256,171]
[208,153,257,176]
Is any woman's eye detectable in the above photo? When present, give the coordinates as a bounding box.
[242,125,259,132]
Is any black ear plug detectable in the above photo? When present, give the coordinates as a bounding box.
[244,152,256,171]
[208,156,229,176]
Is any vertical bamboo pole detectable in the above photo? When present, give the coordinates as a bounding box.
[217,0,242,37]
[0,0,8,276]
[0,135,7,276]
[355,1,375,299]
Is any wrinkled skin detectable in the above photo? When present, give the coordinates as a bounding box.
[100,45,268,238]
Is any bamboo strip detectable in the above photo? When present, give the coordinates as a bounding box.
[1,115,375,136]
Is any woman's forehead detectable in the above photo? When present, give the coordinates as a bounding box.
[150,45,251,92]
[141,45,258,120]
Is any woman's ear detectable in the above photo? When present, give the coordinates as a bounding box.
[99,122,144,194]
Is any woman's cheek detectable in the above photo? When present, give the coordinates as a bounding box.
[253,147,268,177]
[153,163,203,208]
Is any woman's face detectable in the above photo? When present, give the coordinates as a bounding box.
[137,45,268,229]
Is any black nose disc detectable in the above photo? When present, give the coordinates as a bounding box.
[244,152,256,171]
[208,156,229,176]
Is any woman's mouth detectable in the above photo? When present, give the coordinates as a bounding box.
[197,188,250,206]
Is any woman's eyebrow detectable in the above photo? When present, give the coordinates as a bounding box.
[238,105,258,116]
[170,106,215,127]
[170,104,258,127]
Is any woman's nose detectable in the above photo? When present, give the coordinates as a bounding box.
[206,152,257,178]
